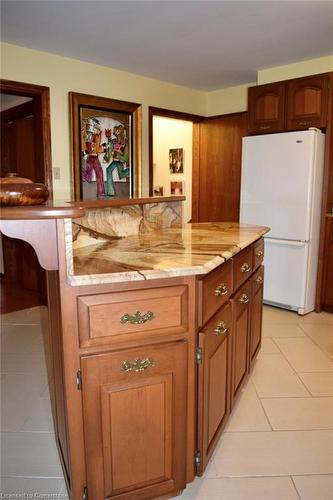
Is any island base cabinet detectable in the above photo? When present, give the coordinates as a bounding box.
[230,282,251,408]
[197,302,232,474]
[81,340,188,500]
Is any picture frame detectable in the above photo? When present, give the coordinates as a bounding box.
[170,180,184,195]
[153,186,164,196]
[70,92,141,200]
[169,148,184,174]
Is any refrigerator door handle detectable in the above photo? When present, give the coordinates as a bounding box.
[265,238,308,246]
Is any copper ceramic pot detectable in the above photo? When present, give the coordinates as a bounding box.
[0,173,49,206]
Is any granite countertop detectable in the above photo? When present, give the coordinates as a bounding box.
[69,222,270,285]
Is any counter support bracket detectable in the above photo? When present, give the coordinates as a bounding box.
[0,218,59,270]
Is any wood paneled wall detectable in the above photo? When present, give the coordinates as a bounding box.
[192,112,248,223]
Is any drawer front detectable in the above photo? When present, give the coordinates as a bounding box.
[200,259,233,327]
[77,285,188,348]
[233,247,253,291]
[253,239,264,270]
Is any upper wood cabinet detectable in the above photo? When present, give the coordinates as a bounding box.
[286,75,329,130]
[248,83,286,134]
[248,73,330,135]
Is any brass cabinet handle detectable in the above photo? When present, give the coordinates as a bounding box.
[256,250,264,258]
[260,125,271,130]
[121,357,155,372]
[298,120,311,126]
[120,311,154,325]
[241,263,251,273]
[239,293,249,304]
[256,276,263,284]
[214,283,228,296]
[214,321,229,336]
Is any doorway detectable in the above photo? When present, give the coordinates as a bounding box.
[149,107,202,222]
[0,80,52,313]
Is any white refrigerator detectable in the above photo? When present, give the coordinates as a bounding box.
[240,129,325,315]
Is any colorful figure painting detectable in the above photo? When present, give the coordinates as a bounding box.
[80,108,132,199]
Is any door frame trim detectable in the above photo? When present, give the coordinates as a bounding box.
[1,79,53,197]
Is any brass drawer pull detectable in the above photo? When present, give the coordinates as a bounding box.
[260,125,271,130]
[121,357,155,373]
[214,283,228,296]
[241,263,251,273]
[214,321,229,336]
[256,250,264,258]
[120,311,154,325]
[239,294,249,304]
[298,120,311,126]
[256,276,263,284]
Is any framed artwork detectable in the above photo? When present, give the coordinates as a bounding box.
[70,92,141,200]
[169,148,184,174]
[153,186,164,196]
[170,181,184,195]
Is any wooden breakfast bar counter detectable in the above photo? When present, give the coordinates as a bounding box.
[0,197,269,500]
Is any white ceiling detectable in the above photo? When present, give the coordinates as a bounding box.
[0,94,32,112]
[1,0,333,91]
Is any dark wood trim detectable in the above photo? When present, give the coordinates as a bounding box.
[0,79,53,198]
[316,72,333,311]
[191,122,200,222]
[70,195,185,209]
[149,106,203,123]
[69,92,142,200]
[148,106,203,197]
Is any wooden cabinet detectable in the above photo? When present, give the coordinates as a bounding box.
[287,75,329,131]
[81,340,188,499]
[230,281,251,406]
[249,266,264,365]
[248,73,329,134]
[197,302,232,473]
[248,83,286,134]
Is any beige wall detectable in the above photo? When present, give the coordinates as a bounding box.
[0,43,206,200]
[257,55,333,84]
[153,116,192,222]
[206,82,255,116]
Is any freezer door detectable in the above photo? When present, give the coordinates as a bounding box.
[264,239,311,313]
[240,130,324,241]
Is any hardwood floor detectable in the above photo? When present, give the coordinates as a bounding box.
[0,277,44,314]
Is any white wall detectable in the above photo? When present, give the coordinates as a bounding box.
[153,116,192,222]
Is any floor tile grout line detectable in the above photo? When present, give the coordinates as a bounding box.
[267,336,314,397]
[297,322,333,362]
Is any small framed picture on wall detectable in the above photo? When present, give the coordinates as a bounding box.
[153,186,164,196]
[170,181,184,195]
[169,148,184,174]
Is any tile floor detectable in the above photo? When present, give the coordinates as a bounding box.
[1,305,333,499]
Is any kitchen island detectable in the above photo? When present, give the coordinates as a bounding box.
[0,197,269,500]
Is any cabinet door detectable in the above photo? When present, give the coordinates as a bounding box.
[231,282,251,407]
[287,75,329,130]
[81,341,188,499]
[197,302,232,474]
[248,83,286,134]
[249,266,264,365]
